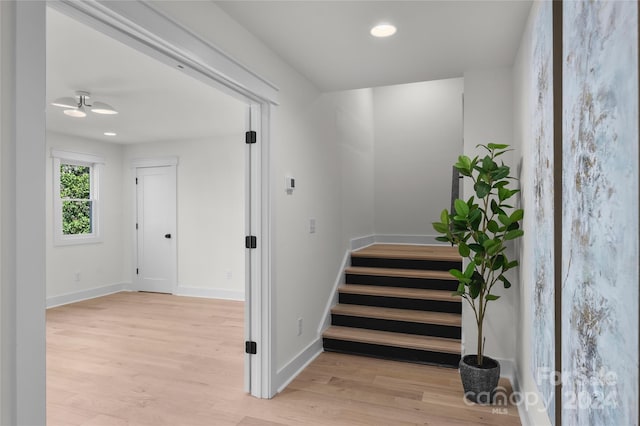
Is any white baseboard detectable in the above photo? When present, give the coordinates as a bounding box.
[494,358,549,426]
[351,234,376,250]
[511,365,553,426]
[275,338,323,393]
[318,248,351,334]
[350,234,448,250]
[174,286,245,301]
[46,282,132,308]
[374,234,445,245]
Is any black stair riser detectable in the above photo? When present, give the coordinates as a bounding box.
[331,314,461,339]
[351,257,461,272]
[339,293,461,314]
[345,274,458,291]
[323,338,460,368]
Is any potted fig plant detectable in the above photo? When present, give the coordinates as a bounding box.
[432,143,523,404]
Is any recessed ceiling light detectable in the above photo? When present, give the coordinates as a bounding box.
[104,132,117,136]
[370,24,397,38]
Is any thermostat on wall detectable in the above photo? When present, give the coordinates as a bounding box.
[285,175,295,193]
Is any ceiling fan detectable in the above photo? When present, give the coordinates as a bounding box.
[51,91,118,118]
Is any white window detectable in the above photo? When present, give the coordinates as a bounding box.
[52,150,104,245]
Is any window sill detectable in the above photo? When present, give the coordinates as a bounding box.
[53,235,103,247]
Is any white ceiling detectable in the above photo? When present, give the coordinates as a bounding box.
[46,7,245,145]
[47,2,532,143]
[216,0,533,91]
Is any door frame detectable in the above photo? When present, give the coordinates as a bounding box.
[9,1,277,423]
[132,159,178,294]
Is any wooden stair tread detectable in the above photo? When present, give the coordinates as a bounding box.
[352,244,461,262]
[323,326,461,354]
[331,304,461,326]
[345,266,456,280]
[339,284,460,302]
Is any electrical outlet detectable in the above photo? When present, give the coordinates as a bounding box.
[297,317,303,336]
[309,218,316,234]
[226,271,232,280]
[74,271,80,282]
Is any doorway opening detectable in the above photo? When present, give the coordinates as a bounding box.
[13,2,276,421]
[44,4,260,422]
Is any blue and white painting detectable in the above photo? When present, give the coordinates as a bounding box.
[563,2,638,425]
[529,1,555,422]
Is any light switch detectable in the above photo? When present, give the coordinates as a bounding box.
[285,175,295,193]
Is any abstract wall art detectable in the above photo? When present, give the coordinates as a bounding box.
[529,1,555,423]
[562,2,639,425]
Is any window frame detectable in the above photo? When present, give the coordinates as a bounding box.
[52,150,104,246]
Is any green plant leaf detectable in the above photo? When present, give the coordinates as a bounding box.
[498,214,512,226]
[491,254,505,270]
[449,268,470,284]
[474,181,491,198]
[486,241,503,256]
[458,243,470,257]
[485,294,500,301]
[507,222,520,232]
[490,200,500,215]
[432,222,449,234]
[499,275,512,289]
[456,283,465,293]
[468,243,484,253]
[510,209,524,222]
[454,199,469,217]
[477,232,489,245]
[487,220,499,233]
[440,209,450,224]
[482,155,497,171]
[505,260,519,269]
[469,281,480,299]
[492,166,510,180]
[498,187,509,202]
[462,262,474,278]
[487,143,509,150]
[482,238,497,249]
[505,229,524,240]
[454,155,472,176]
[435,236,450,243]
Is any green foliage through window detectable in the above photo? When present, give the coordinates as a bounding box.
[60,164,92,235]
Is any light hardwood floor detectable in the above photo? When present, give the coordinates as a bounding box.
[47,292,521,425]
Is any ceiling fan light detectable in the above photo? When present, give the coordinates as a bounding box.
[91,101,118,115]
[51,97,78,109]
[63,108,87,118]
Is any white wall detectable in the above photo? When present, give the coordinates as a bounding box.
[123,132,246,300]
[373,78,464,236]
[46,133,126,303]
[511,2,554,425]
[462,69,517,365]
[324,88,376,249]
[149,1,376,383]
[0,2,8,422]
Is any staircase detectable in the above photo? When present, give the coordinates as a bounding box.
[322,244,462,367]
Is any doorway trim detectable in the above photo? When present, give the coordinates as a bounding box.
[10,1,276,423]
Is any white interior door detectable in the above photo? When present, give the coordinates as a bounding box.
[135,165,177,293]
